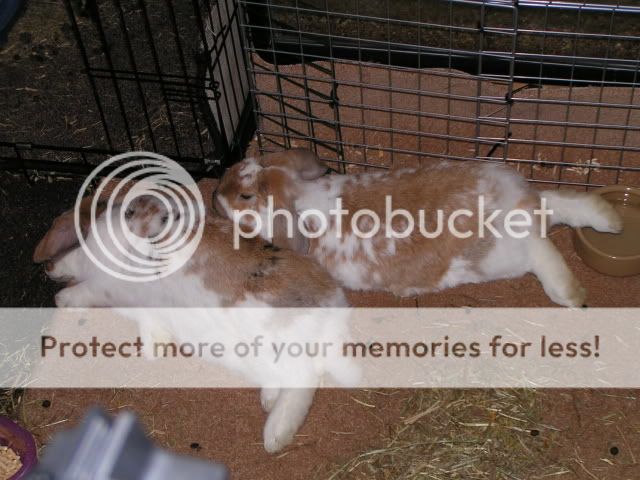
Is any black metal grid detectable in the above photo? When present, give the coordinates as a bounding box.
[1,0,254,177]
[242,0,640,188]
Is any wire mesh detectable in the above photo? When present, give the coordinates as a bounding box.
[241,0,640,188]
[0,0,253,176]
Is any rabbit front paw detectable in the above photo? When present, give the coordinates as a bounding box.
[260,388,280,413]
[262,388,315,453]
[263,409,299,453]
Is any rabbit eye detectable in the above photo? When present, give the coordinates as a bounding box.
[125,208,134,219]
[240,193,254,200]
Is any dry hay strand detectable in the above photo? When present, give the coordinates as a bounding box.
[0,389,23,420]
[0,333,34,421]
[328,389,568,480]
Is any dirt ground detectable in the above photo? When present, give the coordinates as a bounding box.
[0,0,217,171]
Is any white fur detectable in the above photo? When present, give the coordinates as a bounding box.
[437,257,480,290]
[541,189,623,232]
[263,387,315,453]
[295,175,348,216]
[46,197,351,453]
[239,157,261,187]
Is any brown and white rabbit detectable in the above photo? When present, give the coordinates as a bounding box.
[213,149,623,307]
[34,190,350,453]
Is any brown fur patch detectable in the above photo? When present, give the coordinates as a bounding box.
[186,216,341,307]
[216,155,543,296]
[311,165,492,294]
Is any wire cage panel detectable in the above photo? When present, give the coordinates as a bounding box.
[242,0,640,188]
[1,0,253,176]
[203,0,252,149]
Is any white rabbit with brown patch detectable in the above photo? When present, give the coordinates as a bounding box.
[214,149,623,307]
[34,192,351,453]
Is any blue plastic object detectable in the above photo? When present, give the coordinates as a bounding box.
[27,408,229,480]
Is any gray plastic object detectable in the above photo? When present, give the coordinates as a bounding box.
[27,408,229,480]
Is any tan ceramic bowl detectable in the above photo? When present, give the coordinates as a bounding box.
[574,185,640,277]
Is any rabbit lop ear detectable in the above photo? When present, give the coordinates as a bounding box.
[33,196,95,263]
[271,210,310,254]
[32,192,123,263]
[34,179,134,263]
[259,148,329,181]
[257,168,310,254]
